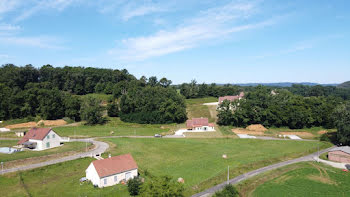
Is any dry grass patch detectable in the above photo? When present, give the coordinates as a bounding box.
[318,130,328,135]
[5,122,37,129]
[232,128,265,135]
[37,119,67,126]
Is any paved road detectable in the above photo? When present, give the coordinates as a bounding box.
[191,146,335,197]
[1,138,109,175]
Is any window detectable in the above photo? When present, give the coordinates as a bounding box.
[46,142,50,148]
[114,176,118,182]
[47,135,50,139]
[52,134,55,138]
[104,178,107,185]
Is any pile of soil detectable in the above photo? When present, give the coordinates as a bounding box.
[280,132,314,138]
[232,128,264,135]
[318,130,328,135]
[5,119,67,129]
[246,124,267,132]
[37,119,67,126]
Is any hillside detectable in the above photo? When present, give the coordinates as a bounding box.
[337,81,350,89]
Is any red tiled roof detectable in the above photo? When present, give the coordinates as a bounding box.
[18,128,52,145]
[186,118,209,128]
[92,154,138,178]
[218,92,245,103]
[208,123,215,127]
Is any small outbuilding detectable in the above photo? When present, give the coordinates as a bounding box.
[17,128,62,151]
[328,146,350,163]
[86,154,138,188]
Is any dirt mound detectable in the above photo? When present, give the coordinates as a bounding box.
[318,130,328,135]
[5,122,37,129]
[280,132,314,138]
[5,119,67,129]
[37,119,67,126]
[246,124,267,132]
[232,128,264,135]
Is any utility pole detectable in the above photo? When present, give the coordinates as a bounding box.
[227,166,229,185]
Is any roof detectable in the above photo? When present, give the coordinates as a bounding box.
[218,92,245,103]
[329,146,350,155]
[92,154,138,178]
[186,118,209,128]
[18,128,52,145]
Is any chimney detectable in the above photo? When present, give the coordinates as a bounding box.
[108,154,111,158]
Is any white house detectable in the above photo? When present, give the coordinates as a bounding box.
[17,128,62,151]
[86,154,138,188]
[186,118,215,131]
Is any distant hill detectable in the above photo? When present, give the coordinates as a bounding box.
[337,81,350,89]
[229,82,339,87]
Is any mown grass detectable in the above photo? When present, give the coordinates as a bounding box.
[266,127,336,139]
[102,138,331,196]
[0,140,89,163]
[186,97,218,123]
[0,158,130,197]
[238,162,350,197]
[54,117,173,137]
[0,138,331,197]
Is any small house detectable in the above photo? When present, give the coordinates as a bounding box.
[218,92,245,104]
[328,146,350,163]
[86,154,138,188]
[186,118,215,131]
[17,128,62,151]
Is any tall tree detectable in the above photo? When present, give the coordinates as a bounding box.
[80,96,104,125]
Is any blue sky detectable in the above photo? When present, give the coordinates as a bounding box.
[0,0,349,84]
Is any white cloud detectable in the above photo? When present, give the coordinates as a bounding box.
[0,0,21,15]
[0,23,20,31]
[109,1,276,61]
[122,5,166,21]
[0,35,65,49]
[14,0,82,22]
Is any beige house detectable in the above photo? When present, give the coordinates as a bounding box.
[17,128,61,151]
[86,154,138,188]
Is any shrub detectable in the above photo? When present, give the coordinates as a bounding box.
[127,177,142,196]
[214,184,239,197]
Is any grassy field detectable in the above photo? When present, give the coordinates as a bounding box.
[102,138,330,195]
[54,117,173,137]
[0,140,89,163]
[265,127,335,139]
[238,162,350,197]
[0,158,131,197]
[186,97,218,123]
[0,138,331,197]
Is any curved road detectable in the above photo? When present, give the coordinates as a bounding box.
[192,146,335,197]
[1,138,109,175]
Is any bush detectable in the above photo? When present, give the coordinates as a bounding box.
[214,184,239,197]
[140,175,184,197]
[127,177,142,196]
[107,102,119,117]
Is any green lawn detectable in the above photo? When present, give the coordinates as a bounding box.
[103,138,330,195]
[54,117,173,137]
[238,162,350,197]
[0,140,89,163]
[0,158,130,197]
[186,97,218,123]
[0,138,331,197]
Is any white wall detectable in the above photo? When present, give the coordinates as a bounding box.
[29,130,61,151]
[86,163,100,186]
[86,166,138,188]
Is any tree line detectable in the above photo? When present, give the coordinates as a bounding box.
[0,64,186,125]
[217,86,343,129]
